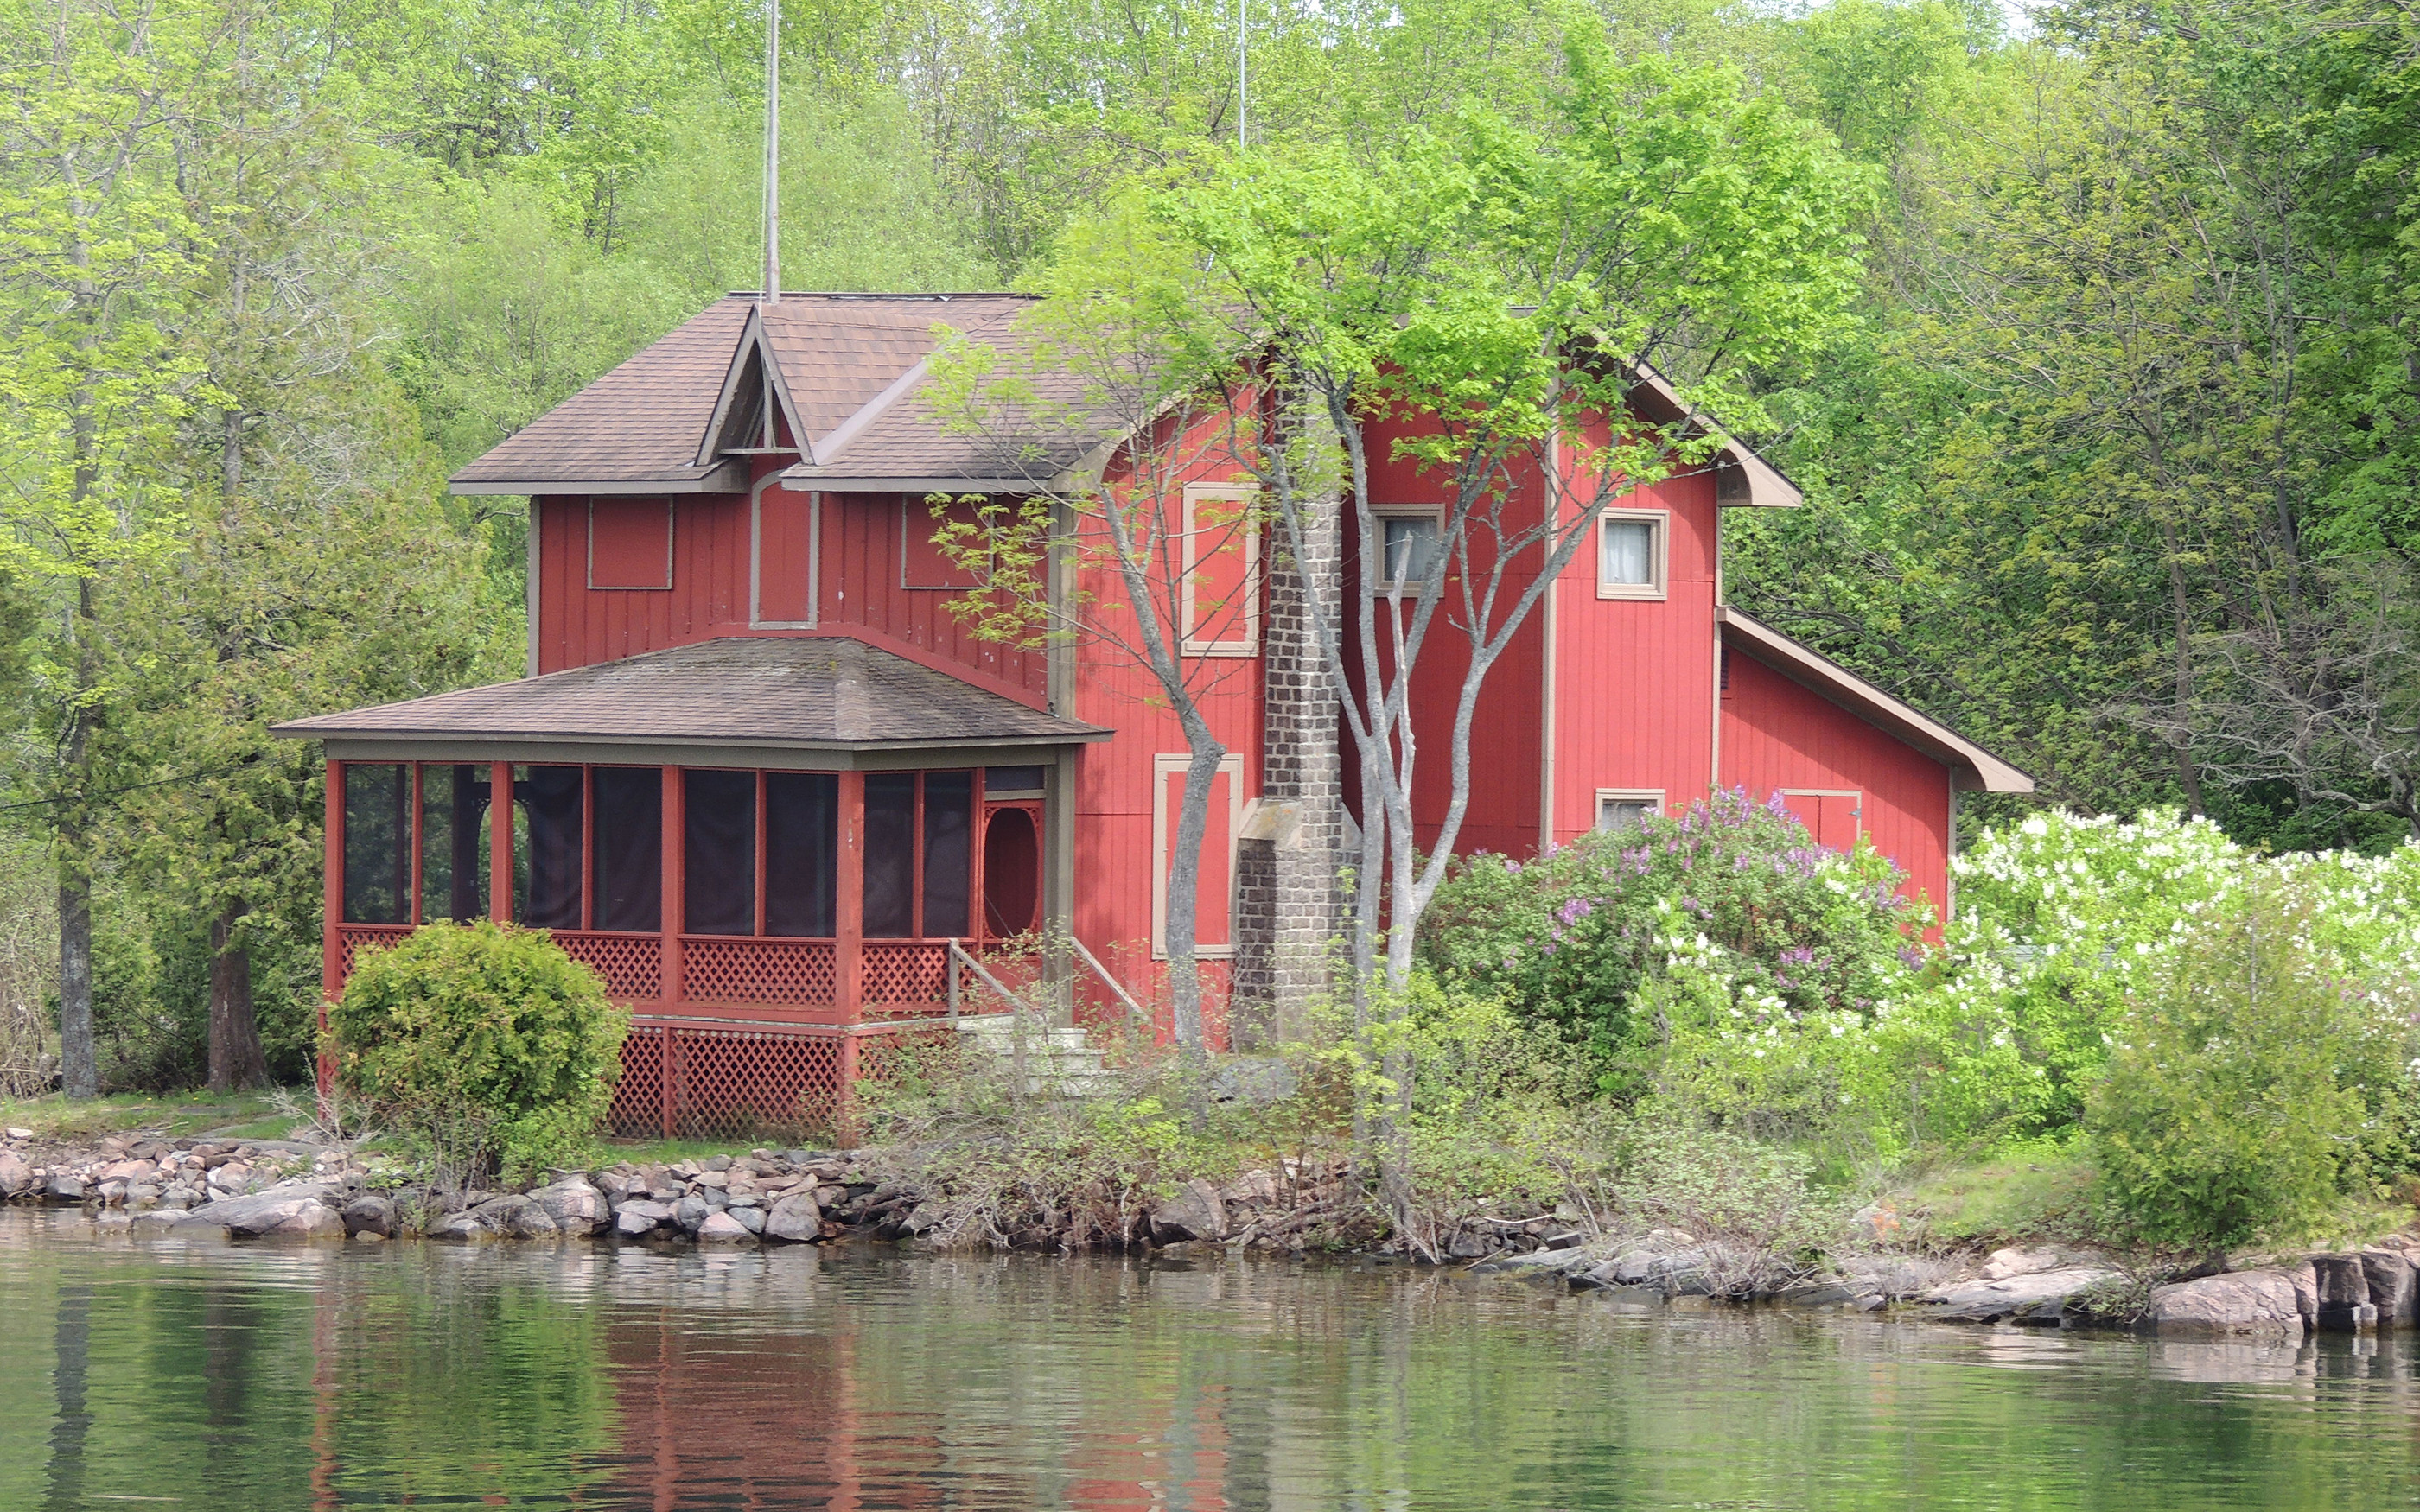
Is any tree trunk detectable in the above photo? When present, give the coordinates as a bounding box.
[1162,735,1227,1058]
[56,867,96,1099]
[207,900,268,1093]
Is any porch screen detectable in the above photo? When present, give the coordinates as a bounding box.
[418,765,487,923]
[863,772,917,937]
[590,767,661,932]
[922,772,973,938]
[516,766,583,930]
[685,769,756,935]
[765,772,838,937]
[341,764,410,924]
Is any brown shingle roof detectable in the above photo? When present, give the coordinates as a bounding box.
[448,293,1124,493]
[450,300,754,491]
[272,638,1106,752]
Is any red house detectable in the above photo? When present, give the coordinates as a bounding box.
[277,292,2029,1136]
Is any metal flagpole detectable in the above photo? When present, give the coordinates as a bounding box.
[764,0,780,303]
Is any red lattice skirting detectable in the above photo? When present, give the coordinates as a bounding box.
[608,1021,853,1141]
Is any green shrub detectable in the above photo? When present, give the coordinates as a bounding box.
[328,922,627,1185]
[1419,788,1928,1096]
[2086,873,2416,1254]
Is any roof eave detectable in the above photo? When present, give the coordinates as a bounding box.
[270,724,1111,748]
[775,472,1071,494]
[449,463,747,497]
[1716,607,2035,794]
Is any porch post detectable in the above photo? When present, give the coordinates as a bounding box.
[836,770,864,1025]
[319,760,343,1112]
[659,766,684,1007]
[488,760,513,924]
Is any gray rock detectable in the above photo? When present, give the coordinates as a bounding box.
[674,1194,710,1234]
[1150,1178,1227,1243]
[132,1208,189,1232]
[469,1195,558,1239]
[182,1183,336,1236]
[428,1210,488,1242]
[2147,1268,2309,1339]
[2310,1253,2373,1332]
[530,1177,610,1236]
[696,1210,753,1242]
[2361,1249,2416,1329]
[728,1204,765,1235]
[341,1195,395,1238]
[762,1191,823,1243]
[125,1184,160,1209]
[1924,1267,2123,1324]
[1472,1247,1599,1279]
[44,1173,86,1203]
[615,1204,666,1237]
[901,1203,941,1236]
[273,1203,345,1238]
[0,1150,31,1197]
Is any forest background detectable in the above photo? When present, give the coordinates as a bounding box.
[0,0,2412,1095]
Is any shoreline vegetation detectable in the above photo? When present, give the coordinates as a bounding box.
[10,804,2420,1350]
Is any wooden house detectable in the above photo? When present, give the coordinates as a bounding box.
[277,293,2030,1136]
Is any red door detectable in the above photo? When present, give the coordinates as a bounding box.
[1779,790,1862,851]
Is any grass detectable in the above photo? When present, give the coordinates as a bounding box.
[0,1088,303,1145]
[1901,1138,2102,1247]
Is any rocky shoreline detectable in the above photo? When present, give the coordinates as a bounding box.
[7,1126,2417,1342]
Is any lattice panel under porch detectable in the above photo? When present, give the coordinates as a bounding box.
[333,925,409,991]
[678,937,837,1005]
[550,931,662,1000]
[606,1024,843,1140]
[862,942,946,1007]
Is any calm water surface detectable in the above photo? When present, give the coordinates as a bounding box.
[3,1210,2417,1510]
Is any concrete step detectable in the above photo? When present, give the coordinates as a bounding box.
[954,1014,1116,1096]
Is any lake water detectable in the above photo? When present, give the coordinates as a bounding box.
[3,1211,2417,1510]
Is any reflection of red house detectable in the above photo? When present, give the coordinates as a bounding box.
[277,293,2028,1136]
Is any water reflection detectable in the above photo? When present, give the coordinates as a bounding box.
[3,1210,2418,1510]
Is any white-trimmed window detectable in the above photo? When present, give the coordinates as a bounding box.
[1595,789,1665,834]
[1151,753,1246,958]
[1181,483,1260,656]
[1371,508,1442,594]
[1596,509,1668,600]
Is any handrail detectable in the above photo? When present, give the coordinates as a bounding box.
[945,939,1025,1026]
[1071,937,1150,1032]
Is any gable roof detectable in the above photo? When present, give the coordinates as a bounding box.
[1717,607,2034,794]
[271,637,1108,754]
[448,294,1805,502]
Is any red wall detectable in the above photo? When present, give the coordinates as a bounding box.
[1544,464,1722,846]
[1718,650,1955,921]
[532,459,1048,704]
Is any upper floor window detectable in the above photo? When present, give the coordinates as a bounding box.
[1597,509,1667,600]
[589,499,673,590]
[1373,510,1441,594]
[1181,482,1260,656]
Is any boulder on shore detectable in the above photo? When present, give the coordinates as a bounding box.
[530,1177,609,1236]
[341,1195,395,1238]
[0,1151,32,1198]
[2361,1250,2416,1329]
[696,1210,754,1243]
[1150,1178,1227,1243]
[1925,1267,2123,1324]
[762,1191,823,1243]
[2147,1268,2309,1340]
[2310,1253,2376,1332]
[179,1183,341,1238]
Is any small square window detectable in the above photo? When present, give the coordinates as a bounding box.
[1377,514,1440,591]
[1596,511,1668,600]
[1595,791,1663,833]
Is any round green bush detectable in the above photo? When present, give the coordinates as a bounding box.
[329,922,627,1184]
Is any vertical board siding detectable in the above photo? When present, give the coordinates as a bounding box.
[1718,650,1954,920]
[535,482,1046,704]
[1548,465,1719,846]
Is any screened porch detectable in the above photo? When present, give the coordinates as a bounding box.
[323,758,1050,1022]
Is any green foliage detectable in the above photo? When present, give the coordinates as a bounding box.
[328,922,627,1185]
[1421,789,1930,1102]
[2086,873,2417,1253]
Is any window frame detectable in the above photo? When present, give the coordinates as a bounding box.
[1150,752,1247,960]
[1180,481,1262,656]
[1369,505,1445,596]
[1593,788,1666,835]
[587,499,675,591]
[1595,507,1669,601]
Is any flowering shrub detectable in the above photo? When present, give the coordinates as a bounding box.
[1419,789,1932,1098]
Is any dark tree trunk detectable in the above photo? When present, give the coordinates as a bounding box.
[207,901,268,1093]
[56,867,96,1099]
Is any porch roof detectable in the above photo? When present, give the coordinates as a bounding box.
[272,637,1108,758]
